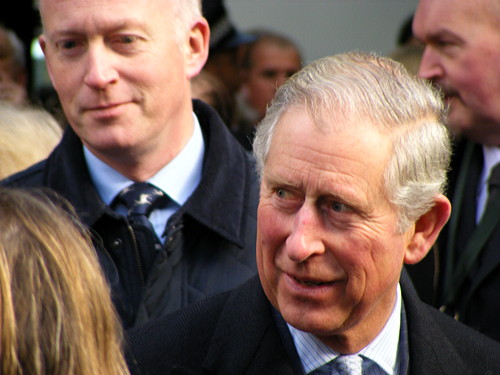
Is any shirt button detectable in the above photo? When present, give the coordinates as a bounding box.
[111,238,123,250]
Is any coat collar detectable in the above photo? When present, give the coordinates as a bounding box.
[45,127,110,226]
[400,272,479,374]
[200,274,478,375]
[43,100,258,247]
[185,100,258,248]
[201,277,300,375]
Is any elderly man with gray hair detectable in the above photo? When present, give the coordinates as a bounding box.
[126,51,500,375]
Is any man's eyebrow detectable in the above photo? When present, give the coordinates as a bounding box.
[262,172,301,190]
[263,173,289,186]
[48,19,145,37]
[425,28,464,44]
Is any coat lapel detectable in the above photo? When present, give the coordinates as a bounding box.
[401,273,472,375]
[202,277,300,375]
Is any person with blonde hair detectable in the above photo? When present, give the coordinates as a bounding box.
[0,187,129,375]
[0,102,62,179]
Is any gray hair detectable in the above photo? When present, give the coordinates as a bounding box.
[168,0,202,44]
[37,0,202,46]
[253,51,450,232]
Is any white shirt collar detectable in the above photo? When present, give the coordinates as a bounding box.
[85,112,204,207]
[288,284,402,374]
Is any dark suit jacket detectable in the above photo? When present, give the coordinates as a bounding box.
[407,139,500,341]
[125,273,500,375]
[1,100,258,329]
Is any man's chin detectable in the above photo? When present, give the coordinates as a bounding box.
[445,101,476,137]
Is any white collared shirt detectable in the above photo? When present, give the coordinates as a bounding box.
[84,112,205,241]
[288,284,402,375]
[476,145,500,223]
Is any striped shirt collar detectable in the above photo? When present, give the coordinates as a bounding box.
[287,284,402,374]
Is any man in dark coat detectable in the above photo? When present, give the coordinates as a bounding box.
[408,0,500,341]
[127,274,500,375]
[1,0,258,329]
[125,52,500,374]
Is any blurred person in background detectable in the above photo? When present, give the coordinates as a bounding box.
[0,24,29,105]
[235,29,302,149]
[191,69,234,129]
[0,102,62,179]
[202,0,255,98]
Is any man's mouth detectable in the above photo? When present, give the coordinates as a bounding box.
[293,276,332,287]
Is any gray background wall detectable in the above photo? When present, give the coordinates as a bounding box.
[225,0,419,63]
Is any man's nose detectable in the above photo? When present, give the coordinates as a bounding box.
[418,46,444,81]
[84,44,119,89]
[285,205,325,263]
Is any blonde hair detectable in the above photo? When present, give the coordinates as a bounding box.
[0,188,129,375]
[0,102,62,179]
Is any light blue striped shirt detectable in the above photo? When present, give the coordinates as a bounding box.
[288,284,402,375]
[84,112,205,241]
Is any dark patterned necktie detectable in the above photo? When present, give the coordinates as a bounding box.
[486,163,500,210]
[330,355,363,375]
[117,182,166,237]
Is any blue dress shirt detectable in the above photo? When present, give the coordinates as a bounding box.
[84,112,205,242]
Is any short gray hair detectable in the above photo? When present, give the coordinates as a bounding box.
[168,0,202,44]
[37,0,202,46]
[253,51,450,232]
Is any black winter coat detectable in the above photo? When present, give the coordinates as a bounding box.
[1,100,259,329]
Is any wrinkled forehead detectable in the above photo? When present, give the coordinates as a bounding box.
[415,0,496,29]
[38,0,179,35]
[38,0,175,17]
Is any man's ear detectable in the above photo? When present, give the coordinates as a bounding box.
[38,35,56,86]
[404,194,451,264]
[185,17,210,79]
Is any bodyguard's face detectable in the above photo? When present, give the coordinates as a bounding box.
[38,0,193,159]
[256,108,411,350]
[413,0,500,144]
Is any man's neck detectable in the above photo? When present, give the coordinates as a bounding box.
[84,123,195,182]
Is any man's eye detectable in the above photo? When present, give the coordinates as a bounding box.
[110,35,144,53]
[118,35,137,44]
[58,40,79,50]
[436,40,451,47]
[276,188,288,199]
[331,201,352,213]
[261,70,278,79]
